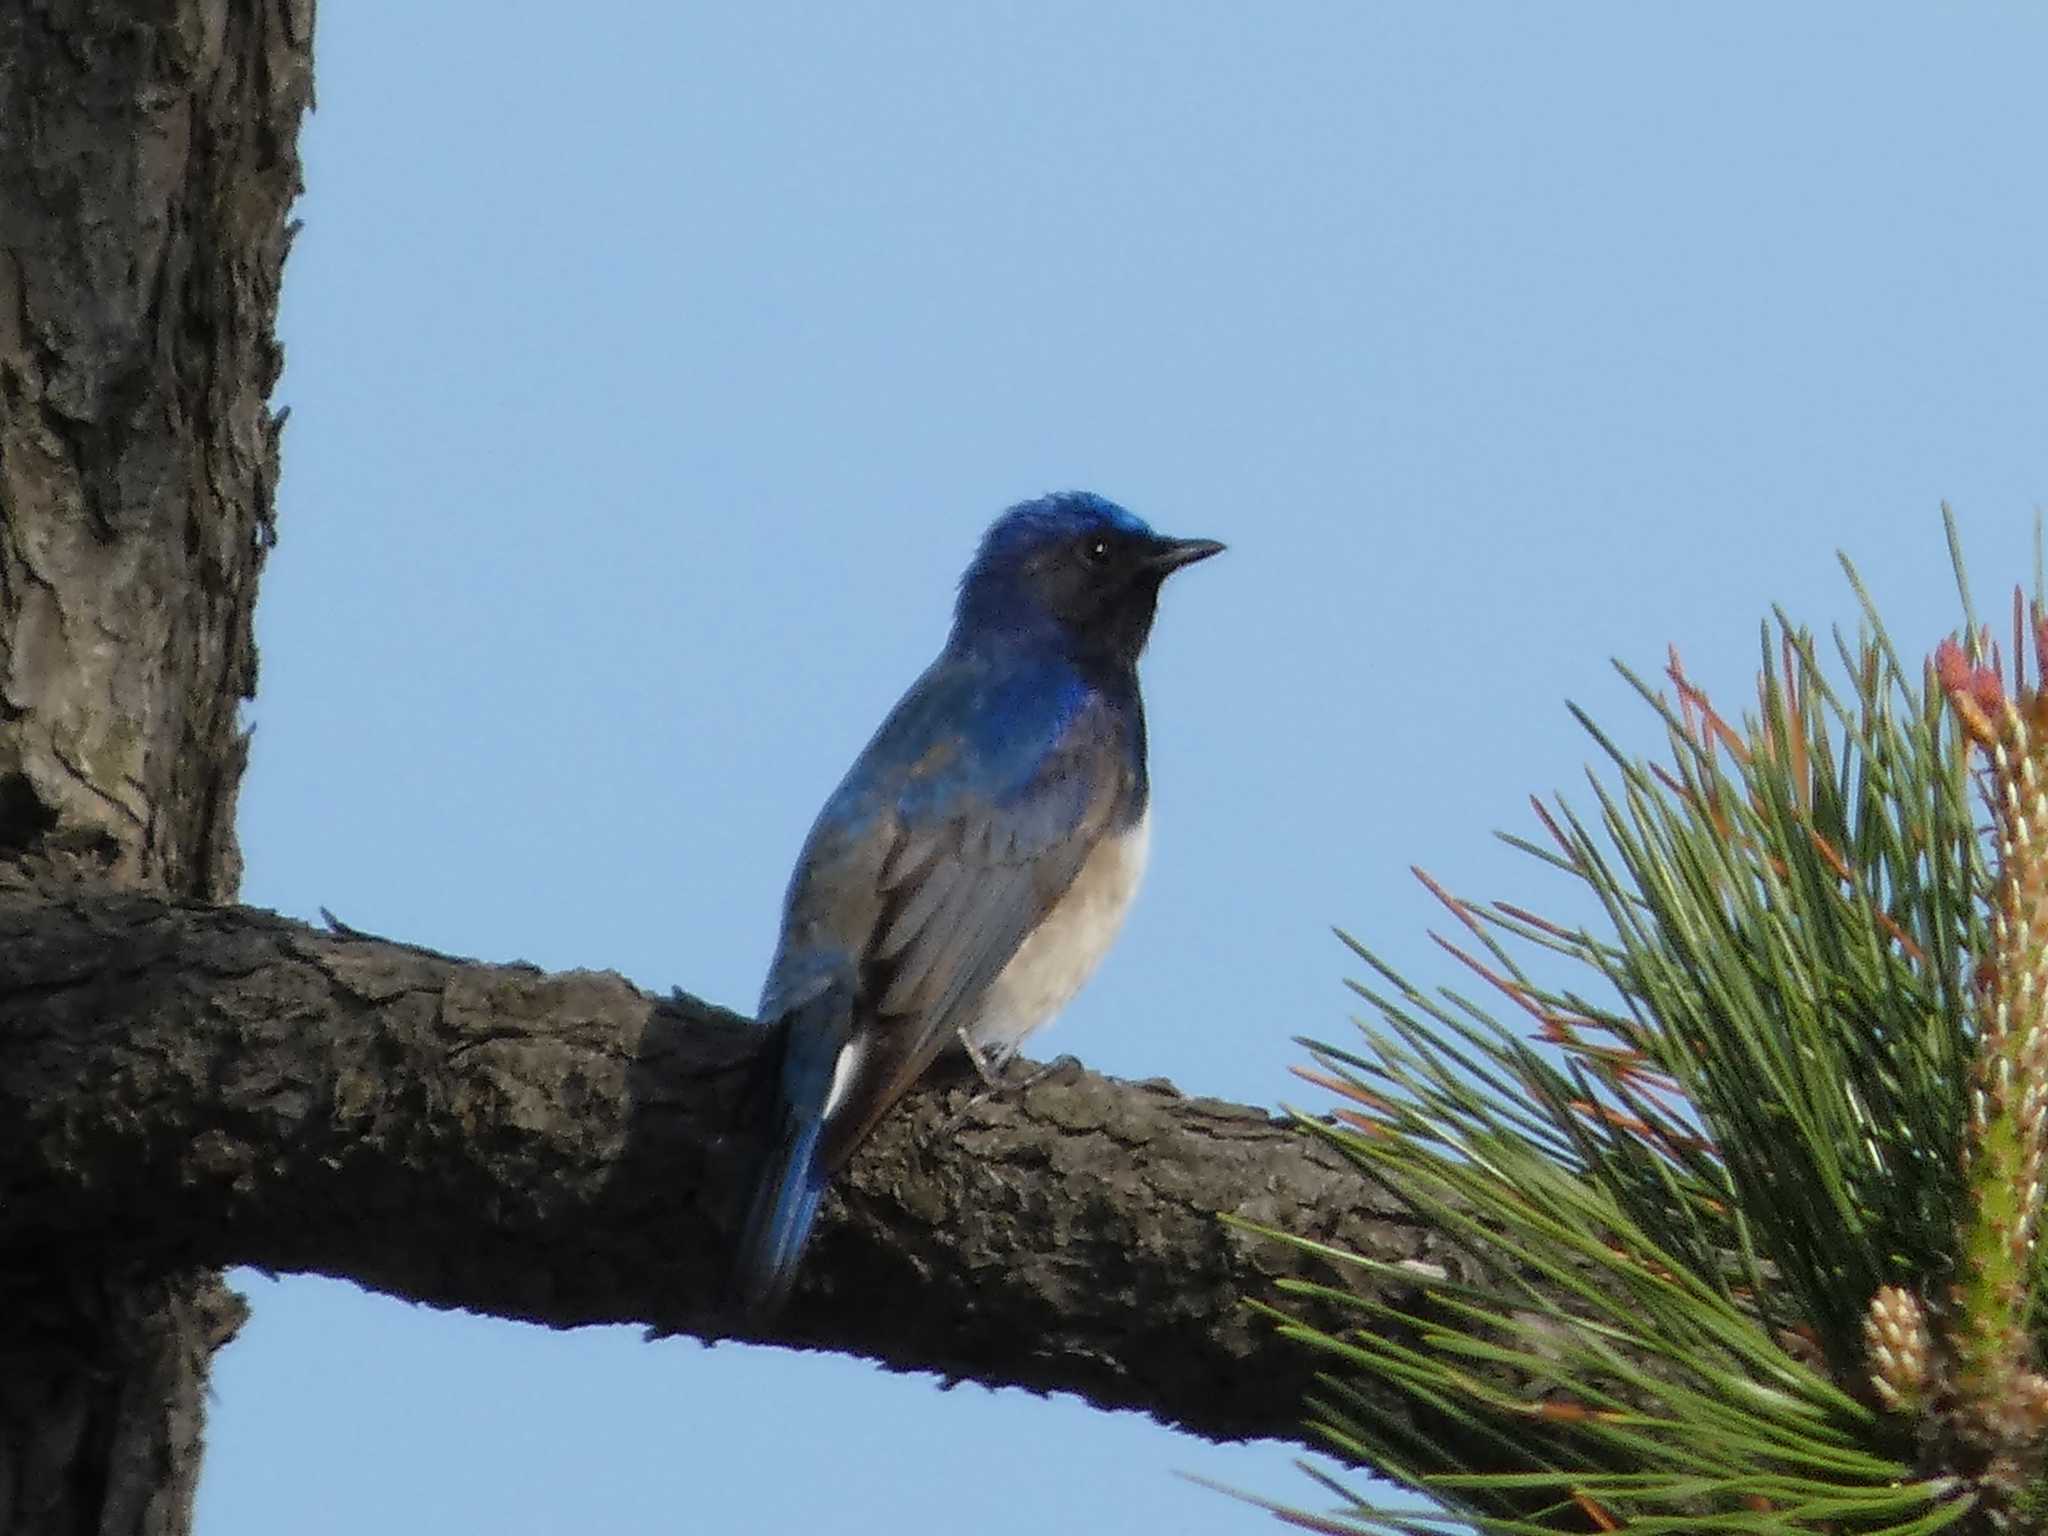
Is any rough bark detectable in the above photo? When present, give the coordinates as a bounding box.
[0,1,311,1532]
[0,883,1468,1448]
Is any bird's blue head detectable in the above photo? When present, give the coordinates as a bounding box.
[951,492,1223,669]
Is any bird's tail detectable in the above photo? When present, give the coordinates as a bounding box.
[731,1115,828,1318]
[728,998,848,1318]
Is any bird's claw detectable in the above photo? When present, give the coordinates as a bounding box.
[943,1039,1084,1131]
[1002,1052,1085,1093]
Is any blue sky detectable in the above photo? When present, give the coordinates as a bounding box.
[201,5,2047,1532]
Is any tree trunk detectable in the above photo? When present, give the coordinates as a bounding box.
[0,1,311,1531]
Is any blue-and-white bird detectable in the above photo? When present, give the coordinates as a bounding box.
[731,491,1222,1315]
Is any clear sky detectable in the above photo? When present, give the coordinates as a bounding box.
[199,5,2048,1533]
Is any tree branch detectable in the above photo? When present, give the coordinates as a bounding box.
[0,880,1463,1448]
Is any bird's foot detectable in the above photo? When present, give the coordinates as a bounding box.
[944,1038,1084,1131]
[1000,1053,1085,1094]
[957,1029,1008,1089]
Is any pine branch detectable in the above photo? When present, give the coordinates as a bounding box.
[0,877,1444,1448]
[1264,544,2048,1533]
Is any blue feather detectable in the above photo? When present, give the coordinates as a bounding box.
[731,1113,829,1316]
[731,991,851,1315]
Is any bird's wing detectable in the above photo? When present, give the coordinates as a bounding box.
[843,710,1127,1162]
[766,655,1135,1171]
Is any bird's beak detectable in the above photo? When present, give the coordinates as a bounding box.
[1142,536,1226,574]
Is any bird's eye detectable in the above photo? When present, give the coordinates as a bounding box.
[1081,536,1112,566]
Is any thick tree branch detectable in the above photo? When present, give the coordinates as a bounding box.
[0,880,1465,1448]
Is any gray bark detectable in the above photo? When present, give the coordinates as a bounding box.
[0,1,311,1531]
[0,884,1459,1447]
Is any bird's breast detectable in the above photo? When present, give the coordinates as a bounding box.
[967,806,1152,1061]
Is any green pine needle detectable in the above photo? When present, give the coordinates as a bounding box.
[1251,541,2039,1532]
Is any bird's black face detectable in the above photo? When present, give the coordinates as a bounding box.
[1023,527,1225,667]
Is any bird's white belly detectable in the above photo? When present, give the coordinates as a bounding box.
[967,807,1151,1063]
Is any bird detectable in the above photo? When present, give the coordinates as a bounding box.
[730,490,1222,1316]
